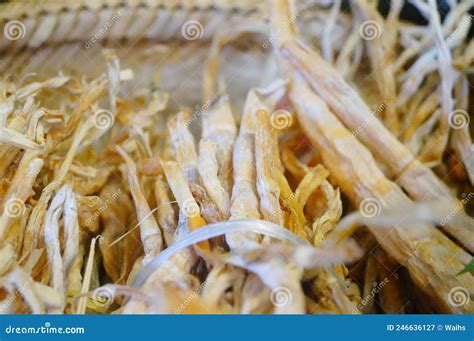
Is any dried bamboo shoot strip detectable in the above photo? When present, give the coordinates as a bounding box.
[116,146,163,263]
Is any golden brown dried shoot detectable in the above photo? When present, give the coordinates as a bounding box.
[167,110,198,183]
[288,72,473,313]
[161,159,210,253]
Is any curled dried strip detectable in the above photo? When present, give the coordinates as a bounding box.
[44,186,68,312]
[274,171,306,239]
[312,180,342,246]
[198,139,230,218]
[0,153,43,239]
[295,165,329,208]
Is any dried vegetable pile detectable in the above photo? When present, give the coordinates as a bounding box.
[0,0,473,315]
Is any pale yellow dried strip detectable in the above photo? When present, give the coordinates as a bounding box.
[0,127,43,150]
[228,89,282,249]
[0,153,43,239]
[15,76,70,100]
[116,146,162,263]
[255,110,283,226]
[312,180,342,246]
[62,186,79,276]
[201,96,237,193]
[76,237,98,314]
[0,244,15,276]
[198,139,230,218]
[167,111,199,183]
[44,186,68,313]
[294,165,329,208]
[161,159,198,217]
